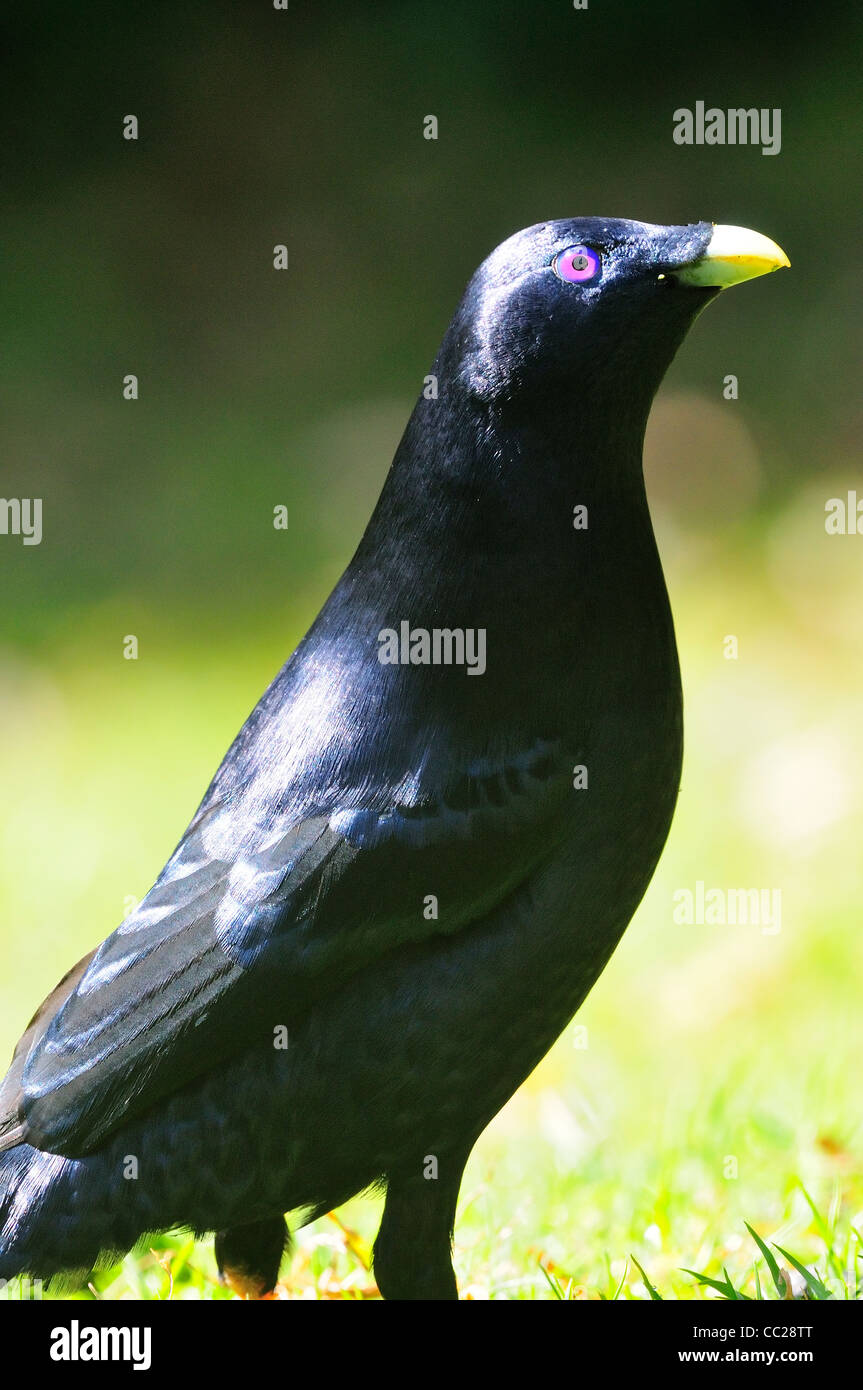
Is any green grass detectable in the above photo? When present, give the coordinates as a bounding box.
[1,503,862,1300]
[18,1123,861,1300]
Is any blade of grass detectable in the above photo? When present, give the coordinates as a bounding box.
[631,1255,663,1300]
[772,1244,831,1300]
[745,1221,787,1297]
[540,1260,565,1300]
[797,1182,843,1281]
[612,1257,630,1302]
[681,1267,751,1300]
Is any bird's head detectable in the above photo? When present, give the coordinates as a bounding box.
[448,217,789,420]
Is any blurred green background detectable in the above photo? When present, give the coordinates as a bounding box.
[2,2,862,1297]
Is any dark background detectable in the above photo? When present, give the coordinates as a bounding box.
[3,1,861,635]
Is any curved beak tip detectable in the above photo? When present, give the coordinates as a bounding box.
[675,224,790,288]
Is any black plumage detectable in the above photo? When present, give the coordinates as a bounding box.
[0,217,787,1298]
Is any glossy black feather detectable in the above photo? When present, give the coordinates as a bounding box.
[17,735,572,1153]
[0,217,722,1294]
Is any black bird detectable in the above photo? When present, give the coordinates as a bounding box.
[0,218,788,1299]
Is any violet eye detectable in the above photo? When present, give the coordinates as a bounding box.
[552,244,601,283]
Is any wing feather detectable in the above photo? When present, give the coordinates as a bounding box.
[4,736,572,1154]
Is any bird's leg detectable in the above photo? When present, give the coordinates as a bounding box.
[373,1148,471,1300]
[215,1215,289,1299]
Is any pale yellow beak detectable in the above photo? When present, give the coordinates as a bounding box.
[675,224,790,288]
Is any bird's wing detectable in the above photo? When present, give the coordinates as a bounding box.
[0,947,97,1151]
[5,736,572,1155]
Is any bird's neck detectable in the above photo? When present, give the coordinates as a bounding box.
[318,385,676,743]
[350,386,657,598]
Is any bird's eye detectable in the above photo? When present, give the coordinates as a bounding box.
[552,245,601,284]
